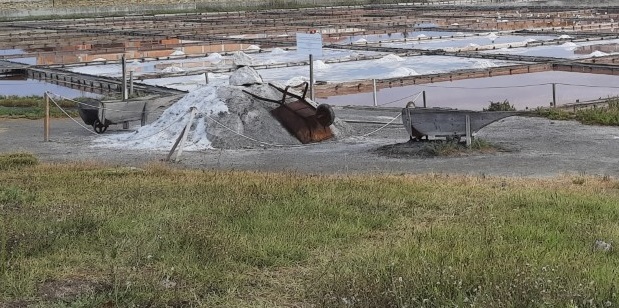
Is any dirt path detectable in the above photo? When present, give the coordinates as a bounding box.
[2,111,619,177]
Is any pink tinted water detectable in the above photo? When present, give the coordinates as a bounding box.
[319,71,619,110]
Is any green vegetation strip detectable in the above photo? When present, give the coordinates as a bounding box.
[0,96,82,119]
[2,161,619,307]
[537,99,619,126]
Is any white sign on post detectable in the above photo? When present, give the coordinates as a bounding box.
[296,32,323,57]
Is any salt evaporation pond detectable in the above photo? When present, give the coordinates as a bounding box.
[334,30,464,45]
[382,34,557,51]
[138,54,517,91]
[0,79,102,98]
[319,71,619,110]
[483,38,619,59]
[69,48,384,78]
[256,55,518,83]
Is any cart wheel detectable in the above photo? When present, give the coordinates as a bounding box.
[93,119,108,134]
[316,104,335,126]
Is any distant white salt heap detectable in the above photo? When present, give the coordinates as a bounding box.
[206,53,223,62]
[232,51,253,66]
[590,51,609,57]
[161,66,185,73]
[93,66,349,151]
[375,54,405,63]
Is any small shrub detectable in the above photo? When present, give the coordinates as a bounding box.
[485,100,516,111]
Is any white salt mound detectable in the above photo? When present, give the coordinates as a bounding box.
[385,67,419,78]
[170,50,185,56]
[206,53,223,62]
[562,42,577,47]
[559,34,572,39]
[246,45,261,50]
[161,66,185,73]
[229,65,263,86]
[590,51,608,57]
[93,66,351,151]
[487,32,499,40]
[313,60,329,70]
[354,38,367,44]
[232,51,253,67]
[375,54,405,63]
[286,76,309,86]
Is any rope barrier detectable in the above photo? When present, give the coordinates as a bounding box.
[361,113,402,137]
[109,110,190,142]
[378,91,422,107]
[46,92,99,135]
[48,92,165,115]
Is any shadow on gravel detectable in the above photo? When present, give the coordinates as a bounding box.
[373,139,512,158]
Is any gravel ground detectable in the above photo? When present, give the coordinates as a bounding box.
[2,107,619,177]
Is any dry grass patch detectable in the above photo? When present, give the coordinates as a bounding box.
[1,163,619,307]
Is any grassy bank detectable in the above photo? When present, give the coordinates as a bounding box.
[537,98,619,126]
[0,95,81,119]
[1,155,619,306]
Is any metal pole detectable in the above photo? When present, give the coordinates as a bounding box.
[204,72,209,84]
[309,54,315,101]
[372,79,378,107]
[44,92,49,142]
[422,90,427,108]
[552,83,556,107]
[121,54,127,101]
[129,71,134,96]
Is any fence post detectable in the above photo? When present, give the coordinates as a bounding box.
[552,83,557,107]
[422,90,427,108]
[372,79,377,107]
[129,71,134,96]
[44,92,50,142]
[122,54,127,101]
[166,107,197,162]
[309,54,315,101]
[465,115,472,147]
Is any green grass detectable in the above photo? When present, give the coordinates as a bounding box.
[0,96,84,119]
[2,160,619,306]
[536,98,619,126]
[0,152,38,170]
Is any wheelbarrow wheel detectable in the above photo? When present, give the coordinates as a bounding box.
[93,119,108,134]
[316,104,335,126]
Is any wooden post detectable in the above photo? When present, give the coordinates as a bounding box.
[422,90,427,108]
[44,92,50,142]
[372,79,377,107]
[122,54,127,101]
[552,83,556,107]
[129,71,134,96]
[166,107,197,162]
[204,72,209,84]
[309,54,315,101]
[141,103,147,127]
[465,115,472,147]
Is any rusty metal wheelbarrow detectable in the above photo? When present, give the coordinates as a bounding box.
[244,82,335,144]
